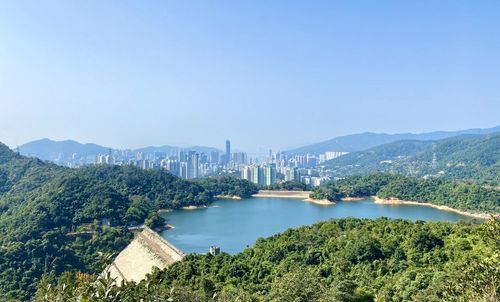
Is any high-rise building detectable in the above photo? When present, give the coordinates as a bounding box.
[199,152,208,165]
[162,159,180,176]
[241,166,252,181]
[187,152,199,178]
[179,151,188,162]
[154,151,167,160]
[285,167,300,182]
[225,140,231,163]
[251,166,262,186]
[180,162,188,179]
[264,165,276,186]
[232,152,247,164]
[210,151,220,164]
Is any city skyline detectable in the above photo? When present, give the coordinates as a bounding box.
[1,1,500,152]
[11,122,500,156]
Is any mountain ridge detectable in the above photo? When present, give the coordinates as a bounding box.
[323,133,500,183]
[288,125,500,154]
[18,138,222,164]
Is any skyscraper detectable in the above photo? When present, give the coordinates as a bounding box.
[264,164,276,186]
[187,152,199,178]
[285,167,300,182]
[210,151,220,164]
[225,139,231,164]
[241,166,252,181]
[251,166,261,186]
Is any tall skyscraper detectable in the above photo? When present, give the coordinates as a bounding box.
[264,164,277,186]
[251,166,261,186]
[180,162,188,179]
[225,139,231,163]
[241,166,252,181]
[187,152,199,178]
[210,151,220,164]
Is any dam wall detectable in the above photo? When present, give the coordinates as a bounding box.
[106,227,185,284]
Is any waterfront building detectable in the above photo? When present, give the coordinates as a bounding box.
[264,165,277,186]
[251,166,266,186]
[242,166,252,181]
[284,167,300,182]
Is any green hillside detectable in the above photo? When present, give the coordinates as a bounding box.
[288,126,500,154]
[0,142,256,300]
[36,218,500,302]
[324,133,500,183]
[311,173,500,214]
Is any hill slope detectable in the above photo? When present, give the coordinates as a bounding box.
[37,218,500,302]
[289,125,500,154]
[323,133,500,183]
[0,142,254,300]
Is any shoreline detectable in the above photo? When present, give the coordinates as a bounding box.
[164,193,495,219]
[181,205,208,210]
[372,196,494,220]
[341,196,369,201]
[252,190,312,199]
[303,198,335,206]
[215,195,242,200]
[252,190,335,206]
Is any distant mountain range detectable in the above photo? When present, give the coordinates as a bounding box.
[288,125,500,154]
[20,139,110,161]
[19,138,221,164]
[323,133,500,183]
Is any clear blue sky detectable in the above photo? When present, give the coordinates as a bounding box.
[1,1,499,152]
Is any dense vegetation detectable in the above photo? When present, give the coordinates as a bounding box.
[36,218,500,301]
[0,143,253,300]
[311,173,500,214]
[324,133,500,184]
[194,176,259,198]
[262,181,310,191]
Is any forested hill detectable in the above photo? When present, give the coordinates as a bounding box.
[311,173,500,214]
[0,142,256,300]
[323,133,500,183]
[0,142,66,197]
[288,125,500,154]
[36,218,500,301]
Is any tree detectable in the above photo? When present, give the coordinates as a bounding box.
[145,212,165,230]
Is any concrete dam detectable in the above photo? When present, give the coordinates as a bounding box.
[106,227,185,283]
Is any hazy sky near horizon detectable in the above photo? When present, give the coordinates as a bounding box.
[1,1,499,152]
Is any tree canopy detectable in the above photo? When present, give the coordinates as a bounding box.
[35,218,500,302]
[311,173,500,214]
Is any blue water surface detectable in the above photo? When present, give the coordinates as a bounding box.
[160,197,476,254]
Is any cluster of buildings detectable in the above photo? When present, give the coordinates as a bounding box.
[92,139,347,187]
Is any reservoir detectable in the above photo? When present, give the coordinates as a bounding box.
[160,197,477,255]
